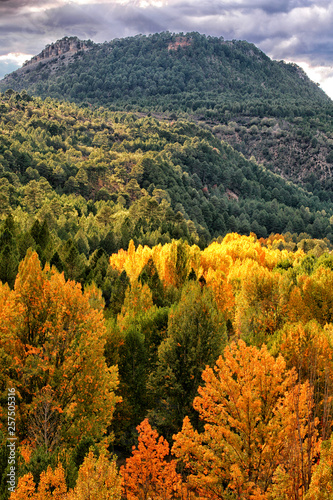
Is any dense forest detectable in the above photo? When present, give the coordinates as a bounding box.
[1,32,333,187]
[2,233,333,499]
[1,88,333,268]
[1,30,333,499]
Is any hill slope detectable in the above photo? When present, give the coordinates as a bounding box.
[1,32,333,187]
[1,90,333,246]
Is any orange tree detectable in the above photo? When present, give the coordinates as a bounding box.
[172,340,320,500]
[0,250,120,450]
[121,418,182,500]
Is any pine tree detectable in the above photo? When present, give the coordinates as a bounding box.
[148,281,226,439]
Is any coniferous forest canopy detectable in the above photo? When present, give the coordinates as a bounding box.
[1,31,333,499]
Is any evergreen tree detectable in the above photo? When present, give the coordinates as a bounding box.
[138,257,165,307]
[0,227,19,287]
[147,281,227,439]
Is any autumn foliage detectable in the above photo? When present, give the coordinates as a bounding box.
[68,452,122,500]
[172,340,320,500]
[10,463,67,500]
[0,250,120,448]
[11,453,122,500]
[3,233,333,499]
[121,419,182,499]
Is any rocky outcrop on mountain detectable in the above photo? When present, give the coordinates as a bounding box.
[168,36,192,51]
[23,36,92,68]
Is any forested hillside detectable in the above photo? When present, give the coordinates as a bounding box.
[1,32,333,185]
[1,88,333,272]
[1,33,328,109]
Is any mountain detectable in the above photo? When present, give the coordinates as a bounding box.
[1,32,328,107]
[1,32,333,253]
[1,32,333,188]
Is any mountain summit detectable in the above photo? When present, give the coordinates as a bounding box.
[1,32,328,107]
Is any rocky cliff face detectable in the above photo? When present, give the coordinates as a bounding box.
[167,36,192,51]
[23,37,92,67]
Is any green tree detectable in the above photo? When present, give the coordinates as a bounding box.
[138,257,165,307]
[148,281,226,439]
[0,227,20,288]
[59,239,86,282]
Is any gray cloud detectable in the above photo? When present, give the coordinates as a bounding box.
[0,0,332,94]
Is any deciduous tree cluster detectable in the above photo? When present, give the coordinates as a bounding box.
[0,233,333,499]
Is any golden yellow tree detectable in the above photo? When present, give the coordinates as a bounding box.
[271,381,320,500]
[109,240,152,283]
[9,472,36,500]
[233,261,291,343]
[11,455,121,500]
[288,267,333,326]
[10,463,68,500]
[117,280,155,332]
[68,452,121,500]
[305,434,333,500]
[278,321,333,440]
[205,268,235,321]
[0,250,120,448]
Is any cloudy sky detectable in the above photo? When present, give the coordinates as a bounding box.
[1,0,333,99]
